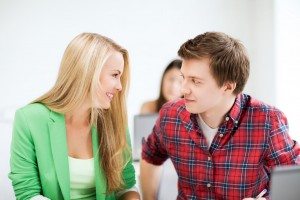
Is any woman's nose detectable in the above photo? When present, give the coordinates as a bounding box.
[116,80,122,91]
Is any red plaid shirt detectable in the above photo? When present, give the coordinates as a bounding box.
[142,94,300,200]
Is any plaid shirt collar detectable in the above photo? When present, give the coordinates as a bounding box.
[227,93,249,123]
[178,93,248,133]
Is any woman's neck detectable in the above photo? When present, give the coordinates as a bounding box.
[65,104,90,127]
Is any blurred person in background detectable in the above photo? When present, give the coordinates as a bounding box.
[139,59,183,199]
[140,59,182,114]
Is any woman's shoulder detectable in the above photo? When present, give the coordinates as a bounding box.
[140,100,157,114]
[17,103,51,120]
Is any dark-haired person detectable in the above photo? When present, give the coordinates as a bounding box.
[140,32,300,200]
[140,59,182,114]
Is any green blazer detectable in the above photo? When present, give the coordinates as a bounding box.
[9,103,136,200]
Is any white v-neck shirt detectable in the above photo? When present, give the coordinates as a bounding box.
[68,156,96,199]
[68,156,139,199]
[197,115,219,148]
[30,156,139,200]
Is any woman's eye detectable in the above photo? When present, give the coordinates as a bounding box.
[112,74,118,78]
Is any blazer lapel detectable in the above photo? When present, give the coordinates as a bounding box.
[92,127,107,199]
[48,111,70,200]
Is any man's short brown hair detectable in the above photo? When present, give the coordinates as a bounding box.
[178,32,250,95]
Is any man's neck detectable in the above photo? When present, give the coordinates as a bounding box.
[199,95,236,129]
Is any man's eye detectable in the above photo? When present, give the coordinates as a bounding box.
[192,79,200,84]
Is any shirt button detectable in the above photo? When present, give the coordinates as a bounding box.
[225,116,229,121]
[208,156,211,161]
[219,134,224,138]
[207,183,211,188]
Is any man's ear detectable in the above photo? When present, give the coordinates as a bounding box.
[223,82,236,93]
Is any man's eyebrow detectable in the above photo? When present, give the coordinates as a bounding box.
[189,76,204,80]
[180,72,204,80]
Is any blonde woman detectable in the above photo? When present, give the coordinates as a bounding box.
[9,33,140,200]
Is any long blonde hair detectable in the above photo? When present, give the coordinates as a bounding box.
[33,33,130,192]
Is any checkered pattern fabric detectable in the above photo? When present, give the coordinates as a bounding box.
[142,94,300,200]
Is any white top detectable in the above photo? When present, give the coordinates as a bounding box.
[68,156,96,199]
[197,115,219,148]
[30,157,139,200]
[68,156,139,199]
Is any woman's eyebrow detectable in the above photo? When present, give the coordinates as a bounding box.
[110,69,122,74]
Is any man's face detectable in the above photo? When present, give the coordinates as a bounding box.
[180,58,226,114]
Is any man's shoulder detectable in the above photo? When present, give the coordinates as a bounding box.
[140,100,157,114]
[244,94,285,118]
[160,98,188,118]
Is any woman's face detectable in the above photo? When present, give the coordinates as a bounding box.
[95,51,124,109]
[162,67,183,101]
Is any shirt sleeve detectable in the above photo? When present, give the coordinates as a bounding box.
[265,110,300,168]
[141,109,168,165]
[8,109,42,199]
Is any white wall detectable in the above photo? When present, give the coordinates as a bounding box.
[275,0,300,142]
[246,0,276,105]
[0,0,281,197]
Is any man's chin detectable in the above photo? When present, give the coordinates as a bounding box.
[185,105,199,114]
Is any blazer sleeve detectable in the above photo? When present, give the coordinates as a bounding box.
[8,109,42,200]
[121,129,136,190]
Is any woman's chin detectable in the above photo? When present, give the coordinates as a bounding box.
[101,104,111,109]
[92,102,111,110]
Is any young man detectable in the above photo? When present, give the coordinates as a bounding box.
[140,32,300,200]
